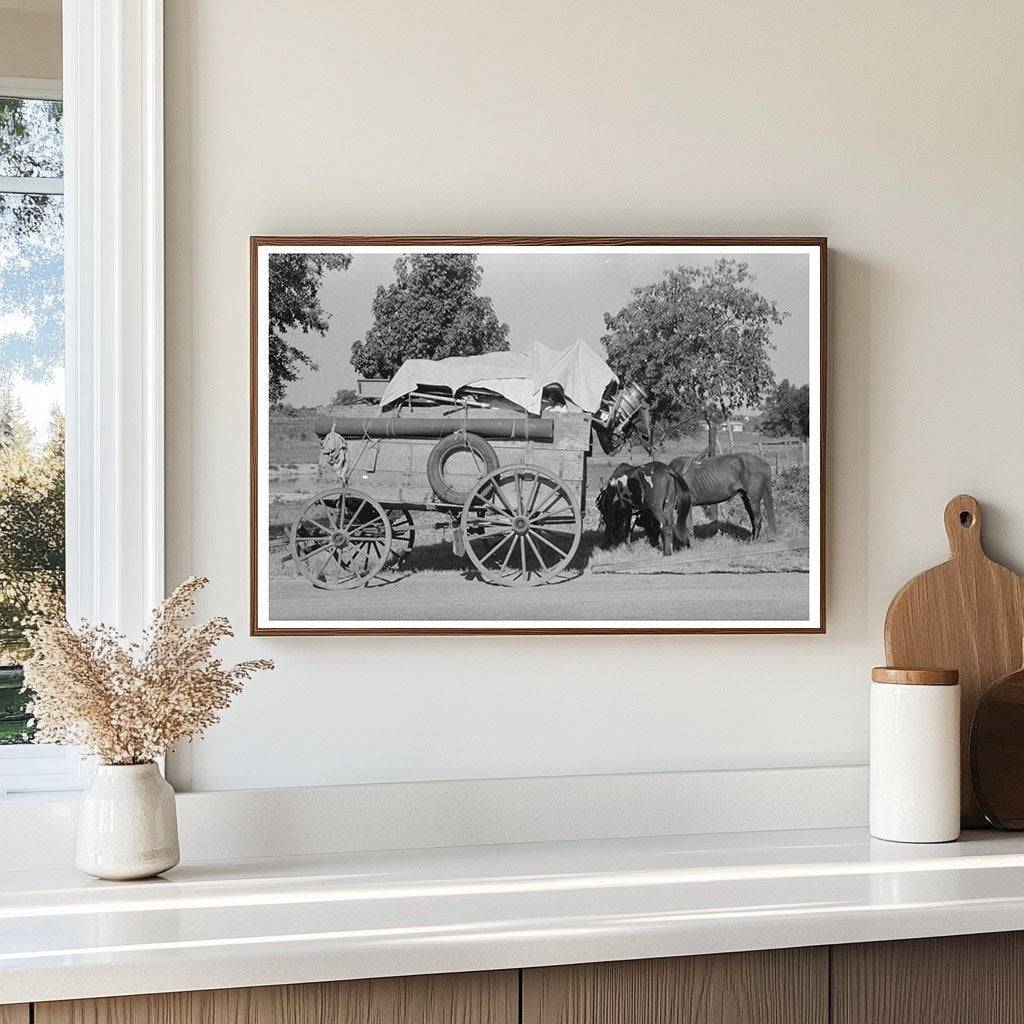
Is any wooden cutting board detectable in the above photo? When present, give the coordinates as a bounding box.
[969,651,1024,829]
[884,494,1024,826]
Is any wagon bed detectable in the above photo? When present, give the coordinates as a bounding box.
[269,405,591,527]
[277,404,594,589]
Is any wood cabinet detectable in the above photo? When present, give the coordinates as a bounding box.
[20,932,1024,1024]
[832,932,1024,1024]
[522,947,828,1024]
[34,971,517,1024]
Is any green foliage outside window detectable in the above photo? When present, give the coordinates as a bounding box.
[1,95,66,744]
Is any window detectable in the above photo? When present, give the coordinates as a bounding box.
[0,80,84,797]
[0,4,166,797]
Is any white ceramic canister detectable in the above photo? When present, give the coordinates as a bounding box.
[76,762,180,880]
[870,667,961,843]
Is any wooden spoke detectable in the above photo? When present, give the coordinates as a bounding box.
[531,511,574,526]
[461,466,581,587]
[525,532,546,571]
[530,529,571,559]
[499,533,517,574]
[489,480,517,517]
[532,524,577,539]
[525,472,542,513]
[470,514,513,527]
[473,496,512,520]
[471,530,518,543]
[291,490,392,590]
[531,488,564,520]
[316,498,340,526]
[296,539,333,560]
[347,499,368,525]
[384,508,415,567]
[481,533,515,564]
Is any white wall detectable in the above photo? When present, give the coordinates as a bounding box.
[164,0,1024,792]
[0,5,61,80]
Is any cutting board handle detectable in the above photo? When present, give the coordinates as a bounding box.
[944,494,983,558]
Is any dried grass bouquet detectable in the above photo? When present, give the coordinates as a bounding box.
[23,576,273,765]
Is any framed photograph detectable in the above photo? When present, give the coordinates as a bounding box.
[251,237,826,635]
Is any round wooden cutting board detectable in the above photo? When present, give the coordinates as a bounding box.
[970,657,1024,829]
[884,494,1024,826]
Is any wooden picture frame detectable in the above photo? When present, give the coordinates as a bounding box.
[251,236,826,635]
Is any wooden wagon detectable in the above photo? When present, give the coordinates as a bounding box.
[273,340,651,590]
[281,402,593,589]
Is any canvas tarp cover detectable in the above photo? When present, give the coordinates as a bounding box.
[379,340,617,415]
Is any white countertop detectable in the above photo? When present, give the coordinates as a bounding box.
[4,826,1024,1004]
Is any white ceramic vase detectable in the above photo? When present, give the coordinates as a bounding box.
[76,762,180,880]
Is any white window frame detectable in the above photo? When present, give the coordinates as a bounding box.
[0,0,165,799]
[0,77,61,101]
[0,77,64,194]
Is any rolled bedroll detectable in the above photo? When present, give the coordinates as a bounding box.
[314,415,555,443]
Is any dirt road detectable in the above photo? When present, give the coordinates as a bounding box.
[268,569,809,623]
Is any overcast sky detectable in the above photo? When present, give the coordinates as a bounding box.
[282,251,811,407]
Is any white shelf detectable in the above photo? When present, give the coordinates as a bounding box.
[4,827,1024,1004]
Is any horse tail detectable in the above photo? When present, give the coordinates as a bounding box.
[763,478,778,538]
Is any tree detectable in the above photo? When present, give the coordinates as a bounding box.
[0,97,62,181]
[602,259,786,453]
[1,97,65,386]
[330,387,359,406]
[760,379,810,438]
[351,254,509,379]
[0,398,65,666]
[268,253,351,404]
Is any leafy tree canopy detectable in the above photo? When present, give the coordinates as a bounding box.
[268,253,352,405]
[0,395,64,665]
[351,254,510,380]
[0,98,62,179]
[1,98,64,386]
[601,259,786,447]
[330,387,359,406]
[760,378,810,438]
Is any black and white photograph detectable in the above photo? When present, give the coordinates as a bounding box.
[251,238,825,634]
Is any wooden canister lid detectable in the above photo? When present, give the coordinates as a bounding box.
[871,667,959,686]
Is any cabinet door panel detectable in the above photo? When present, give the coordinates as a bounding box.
[523,948,828,1024]
[0,1006,29,1024]
[36,970,517,1024]
[832,932,1024,1024]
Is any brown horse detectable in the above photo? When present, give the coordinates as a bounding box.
[598,462,692,555]
[669,452,777,540]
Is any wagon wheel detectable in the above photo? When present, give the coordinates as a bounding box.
[291,489,392,590]
[386,508,415,565]
[461,465,581,587]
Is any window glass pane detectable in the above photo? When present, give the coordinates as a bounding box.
[0,98,63,179]
[0,184,65,743]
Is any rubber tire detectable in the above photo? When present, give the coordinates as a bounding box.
[427,432,499,505]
